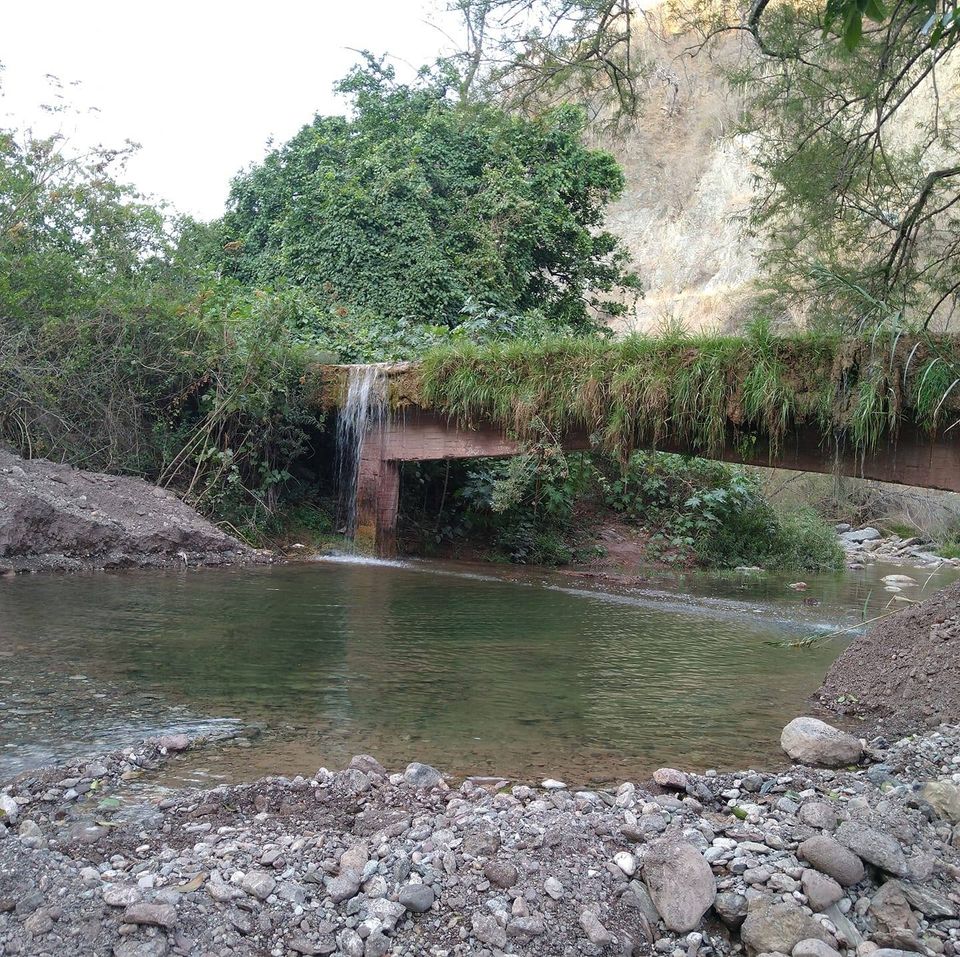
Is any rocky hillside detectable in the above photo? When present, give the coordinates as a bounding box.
[594,8,960,334]
[0,448,267,573]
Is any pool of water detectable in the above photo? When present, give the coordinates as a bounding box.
[1,556,956,786]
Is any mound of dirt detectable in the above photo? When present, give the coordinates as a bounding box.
[0,448,270,572]
[817,579,960,734]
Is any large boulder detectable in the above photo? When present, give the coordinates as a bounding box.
[740,899,835,956]
[642,839,716,932]
[868,883,920,949]
[781,717,862,767]
[921,781,960,823]
[798,835,865,887]
[835,822,908,877]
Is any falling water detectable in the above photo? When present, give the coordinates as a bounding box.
[335,364,388,536]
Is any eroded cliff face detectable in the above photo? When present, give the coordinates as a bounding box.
[592,10,960,334]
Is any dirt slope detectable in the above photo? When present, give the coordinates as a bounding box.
[818,580,960,733]
[0,448,268,572]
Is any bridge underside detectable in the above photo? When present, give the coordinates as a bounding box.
[355,409,960,556]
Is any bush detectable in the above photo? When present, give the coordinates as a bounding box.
[601,452,843,571]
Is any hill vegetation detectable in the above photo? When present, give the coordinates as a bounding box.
[2,0,959,563]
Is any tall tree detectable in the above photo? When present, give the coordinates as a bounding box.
[219,59,639,333]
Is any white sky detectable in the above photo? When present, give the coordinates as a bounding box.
[2,1,457,220]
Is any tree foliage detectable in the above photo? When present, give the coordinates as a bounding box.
[0,79,323,527]
[219,59,638,334]
[445,0,645,122]
[717,0,960,326]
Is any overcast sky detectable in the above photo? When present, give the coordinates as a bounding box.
[2,1,456,220]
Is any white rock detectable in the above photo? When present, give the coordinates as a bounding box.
[614,851,637,876]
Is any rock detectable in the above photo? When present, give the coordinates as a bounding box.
[741,900,835,957]
[613,851,637,876]
[23,908,53,935]
[781,717,862,767]
[157,733,190,752]
[463,826,500,857]
[348,754,386,777]
[798,835,866,886]
[625,880,661,928]
[714,891,749,929]
[0,794,19,823]
[326,872,361,904]
[542,778,567,790]
[121,902,178,928]
[472,911,507,949]
[793,940,842,957]
[338,929,365,957]
[835,821,908,876]
[364,932,390,957]
[898,881,957,918]
[653,768,689,790]
[544,877,564,900]
[240,870,276,900]
[798,801,839,831]
[398,882,435,913]
[103,884,142,907]
[579,909,614,946]
[920,781,960,822]
[801,869,844,912]
[642,838,716,932]
[868,883,919,948]
[483,860,519,888]
[366,898,406,932]
[713,891,747,930]
[288,935,321,956]
[339,845,369,874]
[507,915,545,940]
[403,762,443,789]
[840,527,881,543]
[823,903,864,948]
[207,878,243,902]
[113,940,170,957]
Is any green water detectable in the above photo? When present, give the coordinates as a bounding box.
[1,557,956,786]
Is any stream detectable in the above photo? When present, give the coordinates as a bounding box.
[2,556,957,788]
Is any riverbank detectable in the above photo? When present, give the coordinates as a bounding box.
[0,450,271,573]
[2,723,959,957]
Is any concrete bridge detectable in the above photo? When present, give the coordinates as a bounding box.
[323,364,960,557]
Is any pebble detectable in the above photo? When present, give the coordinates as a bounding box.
[0,722,958,957]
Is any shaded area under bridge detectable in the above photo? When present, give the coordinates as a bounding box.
[318,364,960,557]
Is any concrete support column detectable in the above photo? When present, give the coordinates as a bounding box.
[354,430,400,557]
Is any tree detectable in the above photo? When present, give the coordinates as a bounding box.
[701,0,960,327]
[439,1,959,327]
[444,0,644,122]
[218,59,639,334]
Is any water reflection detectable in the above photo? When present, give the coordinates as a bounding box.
[1,557,956,785]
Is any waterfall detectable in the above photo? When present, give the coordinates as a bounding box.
[335,364,388,536]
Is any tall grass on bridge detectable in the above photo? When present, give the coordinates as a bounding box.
[415,323,960,461]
